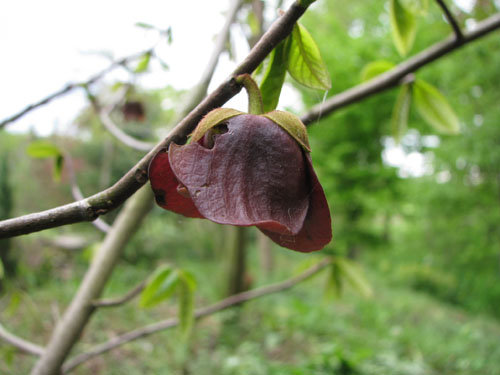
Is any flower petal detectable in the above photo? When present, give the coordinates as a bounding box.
[169,114,310,234]
[259,153,332,252]
[148,149,204,218]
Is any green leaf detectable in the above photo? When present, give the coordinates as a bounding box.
[140,265,179,308]
[260,40,290,112]
[53,154,64,182]
[413,79,460,134]
[287,23,331,90]
[336,257,373,298]
[135,22,156,30]
[324,262,343,299]
[401,0,429,15]
[360,60,395,82]
[390,0,417,56]
[177,270,196,339]
[391,83,412,143]
[134,52,151,73]
[26,141,61,159]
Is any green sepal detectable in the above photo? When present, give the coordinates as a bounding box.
[263,110,311,152]
[191,108,244,142]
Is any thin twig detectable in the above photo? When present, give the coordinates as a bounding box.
[2,11,500,239]
[62,258,332,373]
[0,49,152,130]
[435,0,464,41]
[91,281,146,308]
[300,12,500,125]
[0,322,45,357]
[65,154,111,233]
[0,0,311,239]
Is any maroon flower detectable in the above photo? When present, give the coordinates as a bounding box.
[149,106,332,252]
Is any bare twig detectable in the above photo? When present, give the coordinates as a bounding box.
[62,258,332,373]
[0,322,45,357]
[0,49,152,130]
[96,103,154,152]
[435,0,464,41]
[300,12,500,125]
[91,281,146,308]
[66,154,111,233]
[0,0,311,239]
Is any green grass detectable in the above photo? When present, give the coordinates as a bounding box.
[1,245,500,375]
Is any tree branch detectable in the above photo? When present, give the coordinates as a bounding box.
[91,281,146,308]
[0,0,311,239]
[62,258,332,373]
[435,0,463,41]
[66,154,110,233]
[0,322,45,357]
[301,12,500,125]
[0,49,152,130]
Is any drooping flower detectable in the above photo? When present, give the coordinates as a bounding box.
[148,75,331,252]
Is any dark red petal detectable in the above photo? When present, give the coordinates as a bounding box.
[168,114,309,233]
[148,149,204,219]
[259,154,332,252]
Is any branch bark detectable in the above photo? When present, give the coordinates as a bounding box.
[0,0,311,240]
[91,281,146,308]
[62,258,332,374]
[435,0,464,40]
[0,322,45,357]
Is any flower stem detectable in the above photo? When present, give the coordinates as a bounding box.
[235,74,264,115]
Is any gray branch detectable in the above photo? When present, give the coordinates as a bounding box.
[0,49,152,130]
[91,281,146,308]
[300,12,500,126]
[62,258,332,373]
[0,322,45,357]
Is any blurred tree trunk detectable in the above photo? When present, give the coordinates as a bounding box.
[227,226,250,296]
[0,153,15,290]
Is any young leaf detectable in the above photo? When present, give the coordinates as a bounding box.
[336,257,373,298]
[287,23,331,90]
[135,22,156,30]
[134,52,151,74]
[360,60,395,82]
[260,40,289,113]
[413,79,460,134]
[324,261,343,299]
[401,0,429,15]
[26,141,61,159]
[390,0,417,56]
[391,83,412,143]
[140,265,179,308]
[53,154,64,182]
[177,270,196,339]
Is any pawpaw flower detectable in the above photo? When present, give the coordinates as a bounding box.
[148,75,331,252]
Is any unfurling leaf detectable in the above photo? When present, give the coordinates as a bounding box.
[288,23,331,90]
[335,257,373,298]
[413,79,460,134]
[134,52,151,73]
[139,264,179,308]
[401,0,429,15]
[390,0,417,56]
[26,141,61,158]
[391,83,412,143]
[260,40,290,112]
[26,140,64,182]
[177,270,196,339]
[360,60,395,82]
